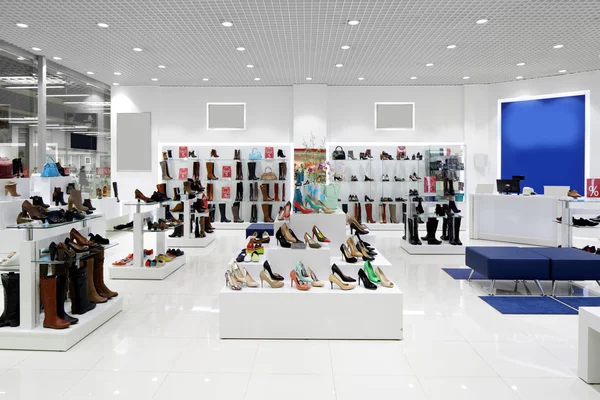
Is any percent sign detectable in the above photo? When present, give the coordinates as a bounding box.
[589,185,599,197]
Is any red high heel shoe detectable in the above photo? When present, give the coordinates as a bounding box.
[290,270,310,291]
[294,201,314,214]
[283,201,292,218]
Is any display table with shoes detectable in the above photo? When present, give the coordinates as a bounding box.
[289,208,347,249]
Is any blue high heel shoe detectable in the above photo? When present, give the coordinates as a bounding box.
[295,261,313,283]
[304,195,323,211]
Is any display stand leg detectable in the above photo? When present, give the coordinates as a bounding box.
[133,212,144,268]
[19,231,37,330]
[560,201,572,248]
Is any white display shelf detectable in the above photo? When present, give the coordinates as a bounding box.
[108,254,186,280]
[289,208,347,249]
[167,235,215,248]
[211,221,251,230]
[399,241,465,255]
[0,178,29,202]
[219,283,403,340]
[330,247,391,267]
[30,175,74,207]
[0,297,123,351]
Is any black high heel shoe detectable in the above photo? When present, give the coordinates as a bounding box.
[364,195,374,202]
[355,233,372,249]
[349,221,369,235]
[357,241,377,256]
[263,260,284,281]
[357,269,377,290]
[276,228,291,248]
[332,263,356,282]
[49,242,58,261]
[289,229,304,244]
[340,244,358,263]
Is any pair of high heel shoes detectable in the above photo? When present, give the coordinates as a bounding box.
[225,262,259,290]
[276,201,292,220]
[236,248,260,262]
[294,195,336,214]
[275,223,303,248]
[290,261,324,290]
[357,261,394,289]
[340,236,376,263]
[346,214,369,235]
[304,225,330,249]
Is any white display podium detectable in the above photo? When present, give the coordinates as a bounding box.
[289,209,347,249]
[579,307,600,383]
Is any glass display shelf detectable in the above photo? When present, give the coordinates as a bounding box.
[0,266,20,272]
[106,222,183,233]
[123,200,179,206]
[35,242,119,264]
[412,213,462,219]
[6,214,102,230]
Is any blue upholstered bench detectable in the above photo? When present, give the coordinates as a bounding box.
[465,247,551,294]
[245,223,274,238]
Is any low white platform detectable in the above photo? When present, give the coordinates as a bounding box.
[219,283,403,340]
[400,241,466,255]
[108,255,186,280]
[290,209,347,249]
[167,235,215,248]
[0,296,123,351]
[264,242,331,279]
[579,307,600,383]
[212,222,250,230]
[330,247,391,267]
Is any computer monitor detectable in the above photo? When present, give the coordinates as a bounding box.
[512,175,525,182]
[497,179,520,195]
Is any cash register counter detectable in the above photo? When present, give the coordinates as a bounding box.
[469,193,560,246]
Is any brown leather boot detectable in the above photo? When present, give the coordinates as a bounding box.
[85,258,107,303]
[94,250,117,298]
[282,183,286,201]
[205,215,215,231]
[183,181,195,194]
[365,203,376,223]
[193,161,200,181]
[156,183,167,194]
[262,204,274,222]
[40,277,70,329]
[379,204,387,223]
[354,203,359,223]
[206,162,218,180]
[4,181,20,197]
[260,184,273,201]
[235,161,243,180]
[253,182,258,201]
[171,202,184,212]
[160,161,173,180]
[210,149,220,158]
[274,183,280,201]
[389,204,398,223]
[70,228,98,248]
[207,183,214,201]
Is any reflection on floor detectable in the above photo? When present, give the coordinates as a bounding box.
[0,229,599,399]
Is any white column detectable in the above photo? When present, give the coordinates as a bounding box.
[36,56,47,171]
[292,84,328,148]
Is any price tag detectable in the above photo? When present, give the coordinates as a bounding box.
[265,147,274,159]
[424,176,436,193]
[179,146,188,159]
[222,165,232,178]
[221,186,231,199]
[587,178,599,198]
[178,168,188,180]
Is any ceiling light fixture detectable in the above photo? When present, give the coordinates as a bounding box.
[158,65,166,69]
[97,22,109,28]
[254,77,260,81]
[113,72,121,75]
[305,77,312,81]
[410,76,417,80]
[553,44,564,49]
[246,64,254,68]
[133,47,143,52]
[86,71,94,75]
[516,62,525,66]
[463,76,470,80]
[236,46,246,51]
[16,23,28,28]
[53,56,62,60]
[31,47,41,51]
[341,45,350,50]
[516,76,523,80]
[358,77,365,81]
[17,57,26,60]
[202,78,209,81]
[335,63,343,68]
[46,94,89,98]
[347,20,360,25]
[221,21,233,27]
[476,19,488,24]
[426,63,434,67]
[151,78,158,81]
[559,69,567,73]
[7,85,64,89]
[446,44,457,49]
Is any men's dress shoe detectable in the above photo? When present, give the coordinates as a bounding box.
[568,189,582,198]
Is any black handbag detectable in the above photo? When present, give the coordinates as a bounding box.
[332,146,346,160]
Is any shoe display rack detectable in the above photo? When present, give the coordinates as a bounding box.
[219,212,403,340]
[166,197,215,248]
[1,217,123,351]
[327,143,466,232]
[108,201,186,280]
[159,143,293,229]
[558,198,600,248]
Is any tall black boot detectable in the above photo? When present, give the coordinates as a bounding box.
[69,263,95,315]
[235,182,241,201]
[232,201,244,223]
[219,203,231,223]
[248,162,258,180]
[0,272,20,327]
[441,218,449,241]
[427,218,442,245]
[413,217,422,245]
[112,182,120,202]
[278,163,284,180]
[209,204,216,223]
[453,217,463,245]
[56,273,78,325]
[249,183,254,201]
[250,204,258,223]
[194,216,201,238]
[448,217,456,245]
[342,203,348,214]
[448,179,456,196]
[407,218,416,245]
[416,198,425,214]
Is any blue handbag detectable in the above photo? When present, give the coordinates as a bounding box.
[41,156,60,177]
[249,148,262,160]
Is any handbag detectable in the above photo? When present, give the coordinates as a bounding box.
[249,148,262,160]
[331,146,345,160]
[41,156,60,177]
[0,158,12,179]
[322,183,341,210]
[260,167,277,180]
[201,193,208,209]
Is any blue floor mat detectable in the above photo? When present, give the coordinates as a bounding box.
[556,296,600,309]
[442,268,486,280]
[479,296,578,315]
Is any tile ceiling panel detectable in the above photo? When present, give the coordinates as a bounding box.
[0,0,598,86]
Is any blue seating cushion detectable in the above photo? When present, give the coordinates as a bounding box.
[466,246,550,280]
[524,247,600,280]
[245,223,274,237]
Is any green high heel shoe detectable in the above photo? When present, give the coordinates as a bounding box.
[364,261,381,283]
[304,195,323,211]
[295,261,314,283]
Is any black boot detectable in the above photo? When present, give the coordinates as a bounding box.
[447,179,456,196]
[342,203,348,214]
[194,216,201,238]
[407,218,417,245]
[277,149,286,158]
[413,217,422,245]
[235,182,243,201]
[112,182,120,202]
[219,203,231,223]
[236,162,243,180]
[250,204,258,223]
[232,201,244,223]
[248,162,259,180]
[0,272,20,327]
[453,217,463,245]
[278,163,284,180]
[448,217,456,245]
[427,218,442,245]
[441,218,449,241]
[169,224,184,238]
[449,200,461,213]
[249,183,254,201]
[56,273,78,325]
[209,204,216,223]
[69,263,95,315]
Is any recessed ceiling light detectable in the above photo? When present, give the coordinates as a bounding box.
[559,69,567,73]
[17,56,25,61]
[516,62,525,66]
[476,19,488,24]
[246,64,254,68]
[221,21,233,27]
[97,22,109,28]
[31,47,41,51]
[113,83,119,86]
[516,76,523,80]
[254,77,260,81]
[158,65,166,69]
[202,78,209,81]
[133,47,143,52]
[358,77,365,81]
[151,78,158,81]
[56,71,62,75]
[553,44,564,49]
[335,63,343,68]
[410,76,417,80]
[113,72,122,75]
[16,23,28,28]
[463,76,470,80]
[446,44,457,49]
[52,56,62,60]
[341,45,350,50]
[305,77,312,81]
[347,20,360,25]
[236,46,246,51]
[426,63,434,67]
[86,71,94,75]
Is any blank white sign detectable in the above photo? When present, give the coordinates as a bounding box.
[117,112,152,171]
[207,103,245,130]
[375,103,414,130]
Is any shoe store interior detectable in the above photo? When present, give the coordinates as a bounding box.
[0,1,599,399]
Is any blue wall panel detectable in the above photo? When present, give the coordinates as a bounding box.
[501,95,585,194]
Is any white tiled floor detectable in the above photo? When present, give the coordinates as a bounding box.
[1,229,600,399]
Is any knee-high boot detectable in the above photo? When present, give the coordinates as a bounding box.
[365,203,375,223]
[453,217,462,245]
[232,201,244,223]
[413,217,422,245]
[219,203,231,223]
[40,277,70,329]
[441,218,449,241]
[262,204,274,222]
[274,183,280,201]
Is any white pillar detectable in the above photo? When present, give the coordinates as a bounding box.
[36,56,47,171]
[292,84,328,148]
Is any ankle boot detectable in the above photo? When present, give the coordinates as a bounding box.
[248,162,259,180]
[441,218,449,241]
[206,162,218,180]
[219,203,231,223]
[416,198,424,214]
[173,188,181,201]
[193,161,200,181]
[167,150,173,158]
[82,198,96,211]
[389,204,398,223]
[234,149,240,160]
[210,149,220,158]
[448,217,456,245]
[262,203,274,222]
[156,183,167,195]
[56,273,78,325]
[260,184,273,201]
[274,183,280,201]
[427,218,442,245]
[413,217,422,245]
[365,203,376,223]
[112,182,120,202]
[0,272,19,327]
[160,161,173,180]
[183,181,195,195]
[453,217,463,245]
[85,259,107,303]
[52,187,61,205]
[232,201,244,223]
[250,204,258,223]
[68,190,89,213]
[277,149,286,158]
[236,161,243,180]
[169,224,184,237]
[449,200,461,213]
[207,183,213,201]
[40,277,70,329]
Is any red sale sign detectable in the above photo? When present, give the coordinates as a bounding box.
[587,178,599,198]
[178,168,188,180]
[265,147,274,159]
[179,146,188,159]
[222,165,232,178]
[424,176,436,193]
[221,186,231,199]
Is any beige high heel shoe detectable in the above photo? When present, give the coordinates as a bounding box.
[281,223,298,243]
[346,214,368,230]
[375,267,394,287]
[346,238,363,257]
[315,199,335,214]
[329,273,356,290]
[304,233,321,249]
[260,270,284,288]
[231,262,246,284]
[307,267,324,287]
[243,268,259,287]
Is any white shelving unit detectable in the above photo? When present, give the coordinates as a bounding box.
[166,197,215,248]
